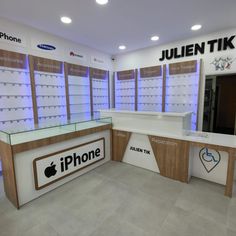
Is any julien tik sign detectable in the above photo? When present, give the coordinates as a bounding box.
[159,35,236,61]
[33,138,105,190]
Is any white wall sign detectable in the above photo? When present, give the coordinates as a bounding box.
[91,56,105,65]
[191,147,228,185]
[33,138,105,190]
[0,28,26,47]
[123,133,160,173]
[69,50,86,61]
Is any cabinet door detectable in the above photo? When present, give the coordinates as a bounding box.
[112,130,131,162]
[149,136,189,182]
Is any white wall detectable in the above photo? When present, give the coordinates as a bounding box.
[0,17,113,70]
[114,28,236,130]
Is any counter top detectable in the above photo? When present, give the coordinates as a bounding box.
[100,109,192,117]
[113,126,236,149]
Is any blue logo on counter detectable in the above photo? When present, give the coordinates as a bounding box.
[37,44,56,50]
[199,148,221,173]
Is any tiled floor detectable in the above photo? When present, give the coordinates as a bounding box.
[0,161,236,236]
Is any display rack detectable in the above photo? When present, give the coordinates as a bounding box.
[65,63,91,122]
[0,50,34,130]
[30,56,67,125]
[114,69,136,111]
[165,60,201,130]
[138,65,163,112]
[90,68,109,118]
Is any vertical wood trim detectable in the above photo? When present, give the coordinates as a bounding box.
[112,130,131,161]
[162,64,166,112]
[148,135,189,183]
[135,69,138,111]
[107,71,110,109]
[113,72,116,108]
[0,141,19,209]
[89,68,94,117]
[110,129,113,161]
[64,62,70,121]
[29,55,39,124]
[196,59,203,131]
[225,151,235,197]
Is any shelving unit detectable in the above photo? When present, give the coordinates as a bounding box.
[30,56,67,125]
[0,50,34,130]
[138,65,163,112]
[65,63,91,122]
[165,60,201,130]
[90,68,109,118]
[114,69,136,111]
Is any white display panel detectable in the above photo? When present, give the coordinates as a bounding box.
[165,62,200,130]
[0,67,34,129]
[123,133,159,172]
[138,75,163,112]
[35,72,67,124]
[92,78,109,118]
[68,75,91,122]
[115,73,135,111]
[190,146,228,185]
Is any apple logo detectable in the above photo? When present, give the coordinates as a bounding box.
[44,162,57,178]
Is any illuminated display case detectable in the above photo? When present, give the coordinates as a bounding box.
[165,60,201,130]
[91,68,110,118]
[114,70,136,111]
[65,63,91,122]
[0,51,34,130]
[0,116,112,145]
[138,65,163,112]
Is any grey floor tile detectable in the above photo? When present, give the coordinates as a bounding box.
[175,178,230,225]
[0,161,235,236]
[90,214,156,236]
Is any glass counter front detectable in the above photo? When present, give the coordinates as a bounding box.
[0,116,112,145]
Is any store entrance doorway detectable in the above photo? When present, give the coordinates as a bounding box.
[203,74,236,135]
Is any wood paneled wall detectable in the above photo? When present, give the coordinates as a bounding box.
[117,69,135,80]
[32,56,63,74]
[0,49,27,69]
[169,60,197,75]
[140,65,162,78]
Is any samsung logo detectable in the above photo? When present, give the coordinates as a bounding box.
[37,44,56,50]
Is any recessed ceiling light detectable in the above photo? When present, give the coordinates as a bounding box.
[119,45,126,50]
[61,16,72,24]
[151,36,159,41]
[191,24,202,31]
[96,0,109,5]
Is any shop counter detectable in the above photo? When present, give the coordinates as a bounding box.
[0,117,112,209]
[101,109,236,197]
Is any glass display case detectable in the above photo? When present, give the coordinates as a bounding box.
[0,116,112,145]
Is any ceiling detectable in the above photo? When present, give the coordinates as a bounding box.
[0,0,236,55]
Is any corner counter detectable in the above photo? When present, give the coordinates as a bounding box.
[100,109,236,198]
[0,117,112,208]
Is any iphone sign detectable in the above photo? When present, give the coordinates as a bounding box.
[33,138,105,190]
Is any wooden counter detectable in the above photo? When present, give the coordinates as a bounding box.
[0,124,112,209]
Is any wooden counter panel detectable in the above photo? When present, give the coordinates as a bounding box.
[189,141,232,153]
[12,124,112,154]
[0,141,19,208]
[112,130,131,161]
[149,136,189,182]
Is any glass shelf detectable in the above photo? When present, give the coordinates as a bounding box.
[0,115,112,145]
